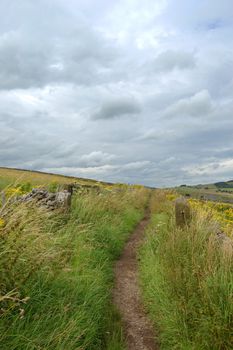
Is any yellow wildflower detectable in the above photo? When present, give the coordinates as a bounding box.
[6,187,23,197]
[0,218,5,227]
[166,194,177,201]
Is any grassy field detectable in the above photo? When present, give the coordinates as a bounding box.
[0,167,111,192]
[0,168,149,349]
[139,191,233,349]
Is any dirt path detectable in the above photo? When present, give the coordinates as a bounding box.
[113,206,159,350]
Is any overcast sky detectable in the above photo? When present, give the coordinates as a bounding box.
[0,0,233,187]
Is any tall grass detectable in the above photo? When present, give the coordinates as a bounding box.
[139,191,233,349]
[0,186,148,349]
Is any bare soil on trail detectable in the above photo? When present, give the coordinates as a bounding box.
[113,207,159,350]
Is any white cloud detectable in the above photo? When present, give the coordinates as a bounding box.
[183,159,233,176]
[41,160,151,183]
[163,90,212,118]
[80,151,116,166]
[123,161,151,170]
[105,0,168,46]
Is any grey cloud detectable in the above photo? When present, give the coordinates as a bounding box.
[153,50,196,72]
[0,2,117,90]
[204,19,225,31]
[0,31,51,90]
[183,159,233,177]
[204,57,233,98]
[92,97,141,120]
[0,0,233,187]
[163,90,212,118]
[41,160,152,184]
[79,151,117,166]
[138,129,175,141]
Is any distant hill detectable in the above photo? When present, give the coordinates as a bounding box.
[175,179,233,204]
[177,179,233,190]
[214,180,233,188]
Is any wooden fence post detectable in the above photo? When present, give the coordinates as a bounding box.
[175,197,191,228]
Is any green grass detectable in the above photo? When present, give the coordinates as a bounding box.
[0,186,148,349]
[139,191,233,349]
[0,177,11,191]
[219,187,233,192]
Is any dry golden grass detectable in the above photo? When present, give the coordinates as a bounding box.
[0,167,100,188]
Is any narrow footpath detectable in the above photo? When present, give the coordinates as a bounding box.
[113,206,159,350]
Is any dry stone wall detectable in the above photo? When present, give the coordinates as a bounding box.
[20,188,72,210]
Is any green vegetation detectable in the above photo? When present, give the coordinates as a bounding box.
[0,167,110,192]
[139,191,233,349]
[0,175,148,349]
[215,180,233,189]
[2,167,233,349]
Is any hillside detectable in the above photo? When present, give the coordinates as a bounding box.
[0,168,232,349]
[175,180,233,204]
[0,167,113,191]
